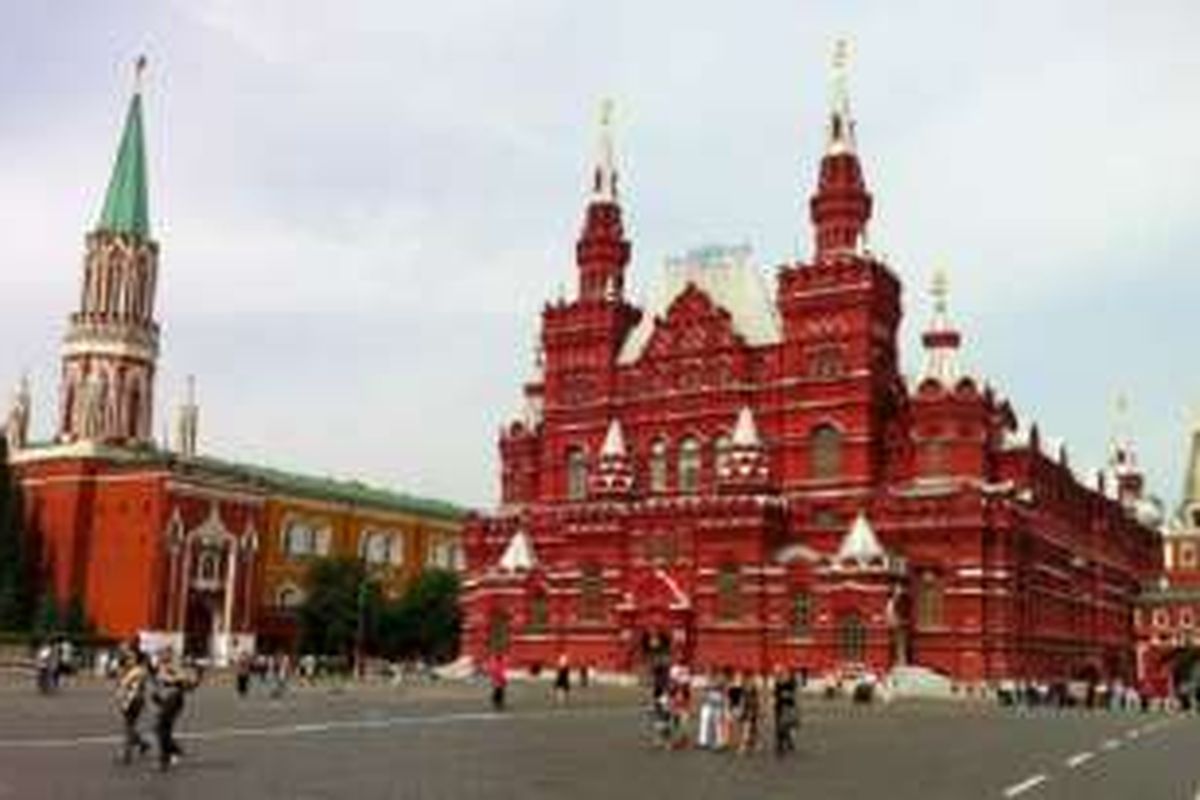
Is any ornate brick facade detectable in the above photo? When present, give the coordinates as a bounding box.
[463,53,1163,683]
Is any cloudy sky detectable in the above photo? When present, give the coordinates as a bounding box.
[2,1,1199,510]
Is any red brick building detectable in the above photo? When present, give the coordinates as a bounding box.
[462,51,1163,683]
[1135,423,1200,696]
[3,66,466,663]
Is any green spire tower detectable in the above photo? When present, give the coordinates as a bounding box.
[96,87,150,237]
[59,56,161,446]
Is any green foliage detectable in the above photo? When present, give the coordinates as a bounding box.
[298,557,382,656]
[375,568,461,663]
[296,558,461,663]
[32,588,60,638]
[0,439,33,630]
[63,594,91,636]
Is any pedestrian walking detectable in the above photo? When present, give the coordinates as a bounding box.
[668,664,692,749]
[725,670,745,751]
[553,653,571,705]
[35,641,56,694]
[235,652,251,698]
[772,665,798,757]
[115,649,151,764]
[697,671,726,750]
[488,654,508,712]
[269,653,290,699]
[151,650,198,771]
[737,674,762,756]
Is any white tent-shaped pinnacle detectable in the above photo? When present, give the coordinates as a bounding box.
[498,529,537,572]
[601,418,627,458]
[731,405,761,448]
[836,511,886,562]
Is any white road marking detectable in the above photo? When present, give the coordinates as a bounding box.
[1003,774,1048,797]
[1124,728,1140,740]
[0,706,631,750]
[1101,738,1122,751]
[1065,751,1094,768]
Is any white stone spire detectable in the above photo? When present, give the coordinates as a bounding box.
[920,268,963,385]
[836,511,886,562]
[4,373,31,452]
[173,374,199,457]
[827,39,856,156]
[600,417,626,457]
[591,98,618,202]
[498,528,536,572]
[731,405,760,448]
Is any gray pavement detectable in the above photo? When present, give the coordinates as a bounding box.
[0,678,1196,799]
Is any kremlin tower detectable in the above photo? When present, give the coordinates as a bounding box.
[58,57,159,446]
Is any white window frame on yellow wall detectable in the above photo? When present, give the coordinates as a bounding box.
[282,515,333,559]
[361,529,405,566]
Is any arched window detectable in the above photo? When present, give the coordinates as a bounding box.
[810,424,843,480]
[649,439,669,493]
[567,446,588,500]
[198,551,219,583]
[717,562,740,620]
[715,435,732,478]
[361,530,397,565]
[916,571,943,629]
[488,610,511,654]
[528,594,549,633]
[837,611,866,663]
[284,519,316,558]
[277,584,303,609]
[793,591,812,637]
[580,563,604,621]
[921,440,947,477]
[678,437,702,493]
[128,384,142,439]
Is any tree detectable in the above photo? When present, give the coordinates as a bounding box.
[377,569,461,663]
[0,439,33,631]
[63,594,90,636]
[32,587,60,639]
[297,557,381,656]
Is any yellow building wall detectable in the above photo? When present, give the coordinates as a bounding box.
[258,493,464,616]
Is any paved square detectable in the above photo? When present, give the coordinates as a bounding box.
[0,679,1196,799]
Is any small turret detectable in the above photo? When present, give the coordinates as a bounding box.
[717,406,770,492]
[589,418,634,497]
[920,269,963,386]
[4,373,31,452]
[576,99,631,303]
[809,40,873,261]
[173,375,199,457]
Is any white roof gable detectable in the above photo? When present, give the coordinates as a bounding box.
[618,245,781,364]
[732,406,760,447]
[498,529,536,572]
[601,418,626,457]
[836,511,886,562]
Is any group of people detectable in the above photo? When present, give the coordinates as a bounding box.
[995,678,1200,713]
[234,652,292,698]
[34,637,75,693]
[113,644,200,771]
[651,665,800,756]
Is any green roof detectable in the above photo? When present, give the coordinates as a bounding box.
[183,453,469,523]
[97,92,150,237]
[17,441,469,522]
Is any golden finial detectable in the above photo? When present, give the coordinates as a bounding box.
[827,39,854,154]
[599,97,614,129]
[134,54,148,94]
[931,267,949,316]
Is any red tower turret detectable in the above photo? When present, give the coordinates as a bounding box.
[576,99,631,302]
[809,40,873,261]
